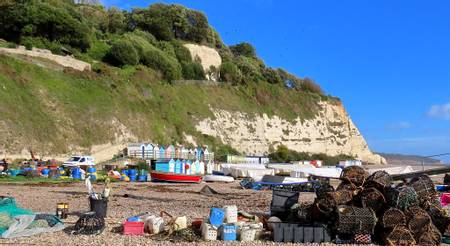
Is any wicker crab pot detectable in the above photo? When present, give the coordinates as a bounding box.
[364,170,392,189]
[405,206,432,236]
[409,175,437,204]
[382,207,407,229]
[384,226,416,246]
[386,186,418,211]
[336,205,377,235]
[360,187,387,213]
[340,166,369,187]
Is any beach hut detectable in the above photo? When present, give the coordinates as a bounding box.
[153,145,160,159]
[188,148,195,160]
[145,143,154,159]
[181,147,189,159]
[185,160,192,175]
[168,159,175,173]
[166,145,175,159]
[159,146,165,160]
[175,159,182,174]
[195,147,204,160]
[175,146,182,159]
[127,143,144,159]
[199,161,205,175]
[203,147,210,161]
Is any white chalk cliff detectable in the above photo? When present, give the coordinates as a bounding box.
[195,101,385,164]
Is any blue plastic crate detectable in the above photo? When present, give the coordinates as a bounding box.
[221,224,237,241]
[209,208,225,228]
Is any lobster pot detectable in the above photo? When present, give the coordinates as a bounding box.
[296,203,313,224]
[313,196,337,219]
[365,170,392,189]
[386,186,418,210]
[384,226,416,246]
[410,175,436,203]
[417,223,441,245]
[360,187,386,212]
[340,166,369,187]
[426,203,450,234]
[336,181,358,193]
[382,207,406,229]
[336,205,377,234]
[331,190,354,205]
[315,183,335,197]
[405,206,431,235]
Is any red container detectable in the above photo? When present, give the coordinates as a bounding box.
[123,221,145,235]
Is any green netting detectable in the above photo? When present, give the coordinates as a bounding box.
[0,198,34,234]
[0,197,64,238]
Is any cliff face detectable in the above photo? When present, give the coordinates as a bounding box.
[196,102,385,164]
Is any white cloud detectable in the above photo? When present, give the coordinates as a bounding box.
[428,103,450,120]
[386,121,411,130]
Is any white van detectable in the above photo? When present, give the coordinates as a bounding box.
[62,156,95,167]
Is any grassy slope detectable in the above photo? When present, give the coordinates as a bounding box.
[0,55,335,154]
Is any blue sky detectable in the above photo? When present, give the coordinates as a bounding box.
[102,0,450,162]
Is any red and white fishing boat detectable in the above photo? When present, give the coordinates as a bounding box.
[150,171,202,183]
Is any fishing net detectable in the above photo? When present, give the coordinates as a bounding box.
[382,207,406,229]
[386,186,418,210]
[365,170,392,189]
[405,206,431,235]
[73,211,105,235]
[384,226,416,246]
[340,166,369,187]
[360,187,386,212]
[0,197,64,238]
[336,205,377,234]
[409,175,436,203]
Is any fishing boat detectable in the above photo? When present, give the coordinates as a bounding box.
[150,171,202,183]
[150,159,203,183]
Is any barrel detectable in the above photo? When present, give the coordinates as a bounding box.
[87,167,96,173]
[72,168,81,179]
[129,174,137,182]
[128,169,137,176]
[138,175,147,182]
[87,167,97,181]
[41,168,50,176]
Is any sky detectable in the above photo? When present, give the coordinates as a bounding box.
[101,0,450,162]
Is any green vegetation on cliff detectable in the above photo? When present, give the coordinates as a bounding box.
[0,1,340,155]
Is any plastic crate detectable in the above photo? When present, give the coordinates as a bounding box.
[123,221,145,236]
[220,224,237,241]
[272,223,331,243]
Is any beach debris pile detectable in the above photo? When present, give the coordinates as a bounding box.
[270,165,450,245]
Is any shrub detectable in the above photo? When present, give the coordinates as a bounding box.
[300,77,323,94]
[262,67,283,84]
[230,42,256,58]
[233,56,263,83]
[171,40,192,63]
[108,39,139,66]
[219,62,242,83]
[22,40,33,50]
[157,41,176,58]
[181,61,205,80]
[87,39,111,61]
[141,48,182,81]
[7,43,17,48]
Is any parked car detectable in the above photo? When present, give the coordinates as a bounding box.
[62,156,95,167]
